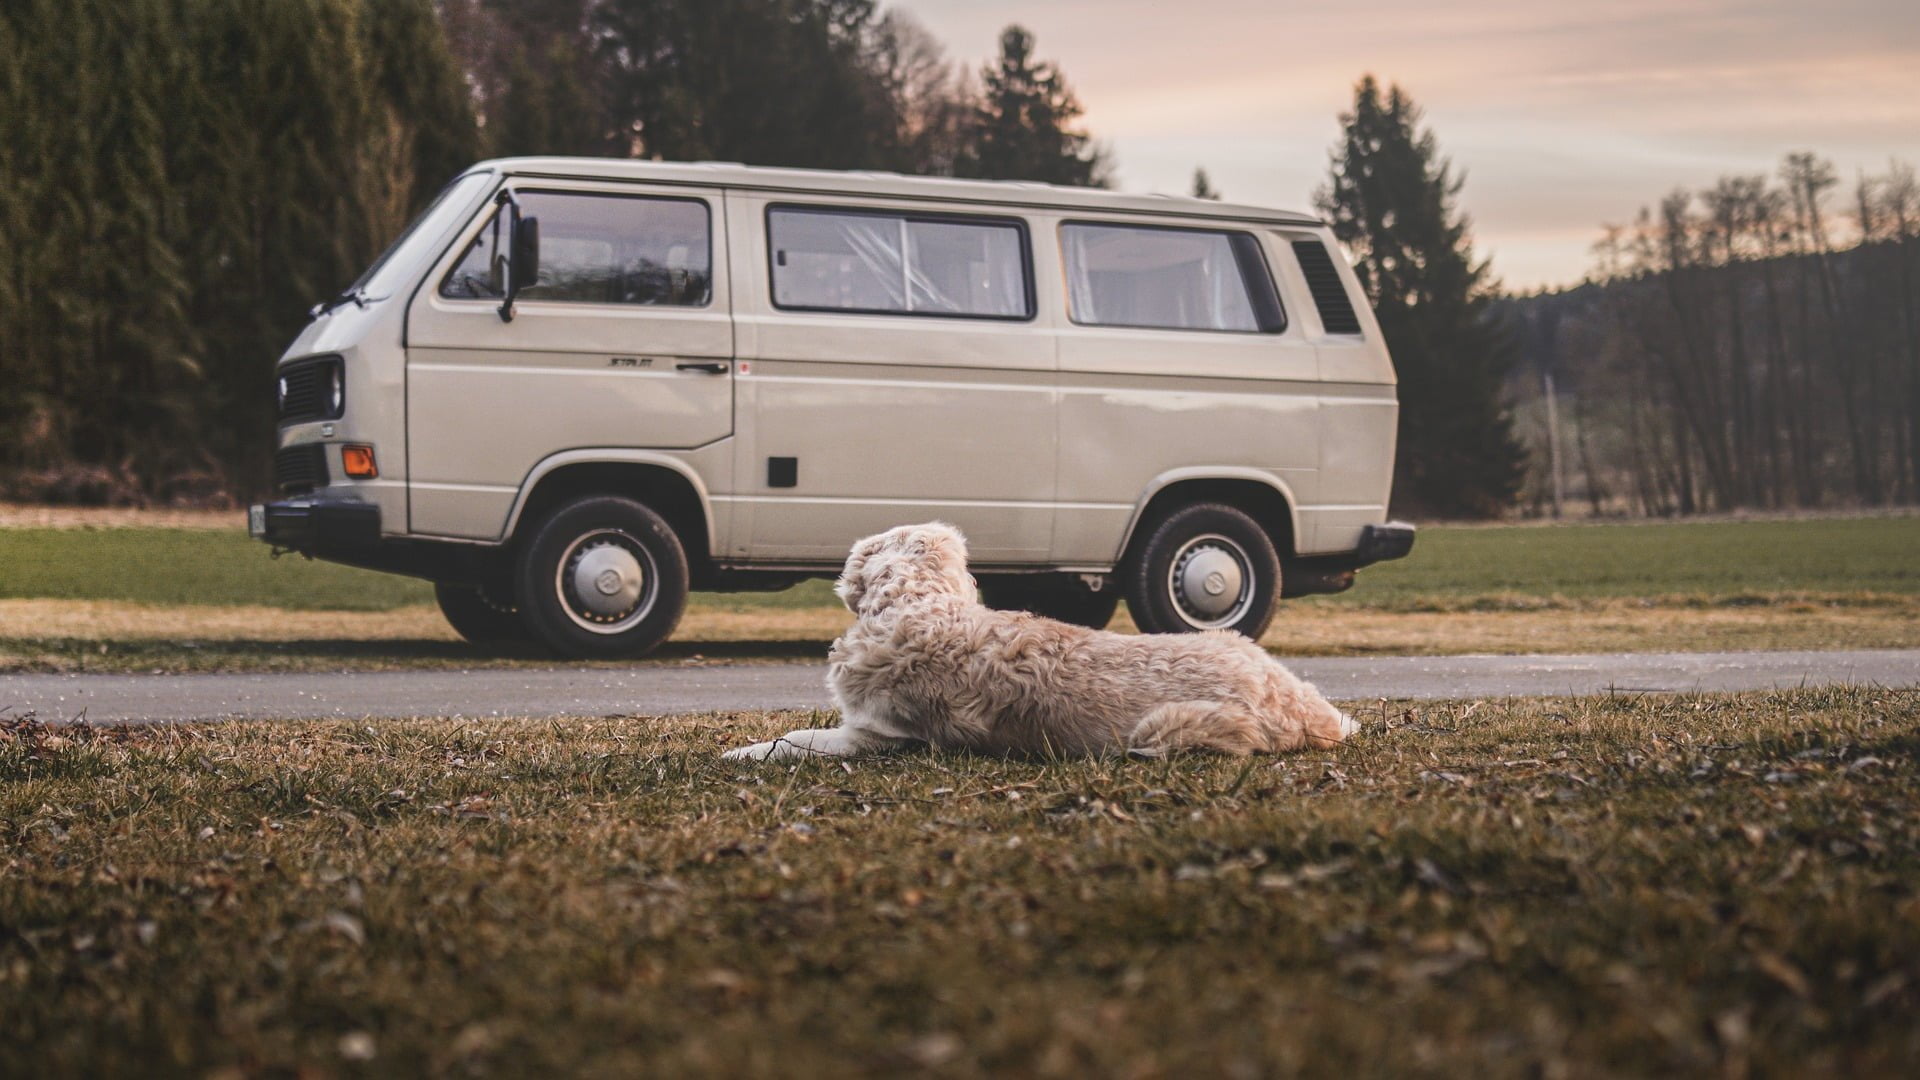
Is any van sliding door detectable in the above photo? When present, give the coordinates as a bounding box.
[724,194,1057,565]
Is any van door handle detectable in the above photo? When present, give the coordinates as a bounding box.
[676,361,730,374]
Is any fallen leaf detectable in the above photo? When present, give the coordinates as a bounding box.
[1751,950,1810,998]
[900,1032,961,1068]
[322,911,365,946]
[338,1031,376,1061]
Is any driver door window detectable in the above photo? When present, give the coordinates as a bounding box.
[440,192,712,307]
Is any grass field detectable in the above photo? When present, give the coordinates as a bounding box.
[3,516,1918,672]
[4,688,1916,1075]
[5,516,1919,610]
[1350,515,1920,603]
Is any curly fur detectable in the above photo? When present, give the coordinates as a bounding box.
[722,522,1358,762]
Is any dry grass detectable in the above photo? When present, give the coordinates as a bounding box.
[5,593,1919,674]
[3,688,1917,1076]
[1266,593,1920,657]
[5,515,1918,673]
[0,599,853,644]
[0,502,240,530]
[0,599,850,673]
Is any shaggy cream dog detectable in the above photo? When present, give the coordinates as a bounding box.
[722,522,1358,762]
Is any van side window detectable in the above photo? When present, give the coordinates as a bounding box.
[768,207,1031,319]
[440,192,711,306]
[1061,223,1285,333]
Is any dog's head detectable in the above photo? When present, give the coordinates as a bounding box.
[836,522,974,618]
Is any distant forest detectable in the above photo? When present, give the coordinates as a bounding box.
[2,0,1915,519]
[1504,155,1920,516]
[0,0,1105,505]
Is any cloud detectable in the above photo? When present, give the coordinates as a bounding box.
[897,0,1920,288]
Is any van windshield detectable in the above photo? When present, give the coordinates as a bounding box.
[343,170,495,300]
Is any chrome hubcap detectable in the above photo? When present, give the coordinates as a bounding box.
[556,530,656,634]
[1168,534,1254,629]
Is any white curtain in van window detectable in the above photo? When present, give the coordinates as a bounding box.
[1062,223,1258,332]
[904,220,1022,317]
[771,210,1023,316]
[770,211,908,311]
[837,215,912,310]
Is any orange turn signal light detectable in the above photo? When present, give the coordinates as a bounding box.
[341,444,378,479]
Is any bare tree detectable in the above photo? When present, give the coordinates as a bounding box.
[1508,154,1918,518]
[1881,161,1920,496]
[865,9,971,175]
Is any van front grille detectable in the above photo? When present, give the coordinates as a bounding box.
[276,357,340,423]
[1291,241,1364,335]
[274,444,329,495]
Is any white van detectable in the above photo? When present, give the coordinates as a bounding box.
[251,158,1414,657]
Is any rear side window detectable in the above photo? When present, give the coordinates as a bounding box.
[768,207,1032,319]
[441,191,712,306]
[1061,222,1285,333]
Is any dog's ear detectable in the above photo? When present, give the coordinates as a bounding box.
[926,522,968,562]
[836,533,879,613]
[836,531,899,614]
[835,561,864,614]
[920,524,972,592]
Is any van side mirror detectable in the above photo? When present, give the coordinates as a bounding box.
[496,192,540,322]
[513,216,539,292]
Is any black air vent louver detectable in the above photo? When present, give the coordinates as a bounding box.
[1291,240,1364,335]
[274,444,328,495]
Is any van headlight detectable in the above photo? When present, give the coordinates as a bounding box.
[274,355,347,423]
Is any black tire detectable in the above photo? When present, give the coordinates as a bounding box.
[1122,502,1281,639]
[978,574,1121,629]
[433,581,529,644]
[514,495,689,659]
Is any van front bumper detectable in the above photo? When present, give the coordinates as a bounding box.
[249,498,381,557]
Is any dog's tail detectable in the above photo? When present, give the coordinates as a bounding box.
[1127,701,1270,757]
[1128,698,1360,757]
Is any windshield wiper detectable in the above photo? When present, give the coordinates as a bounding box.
[310,287,369,319]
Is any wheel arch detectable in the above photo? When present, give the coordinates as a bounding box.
[503,451,715,570]
[1115,469,1301,565]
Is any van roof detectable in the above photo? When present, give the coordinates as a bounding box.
[475,157,1325,228]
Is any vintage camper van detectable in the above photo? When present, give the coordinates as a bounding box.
[251,159,1414,657]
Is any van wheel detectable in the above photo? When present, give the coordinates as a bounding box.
[1123,503,1280,639]
[515,495,688,659]
[978,575,1121,629]
[433,582,528,643]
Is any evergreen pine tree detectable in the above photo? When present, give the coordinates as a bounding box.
[955,26,1107,187]
[90,0,194,478]
[359,0,483,205]
[0,10,19,422]
[1316,76,1525,518]
[0,1,72,472]
[492,36,606,157]
[595,0,900,168]
[0,0,487,499]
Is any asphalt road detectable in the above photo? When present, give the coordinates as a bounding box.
[3,648,1916,724]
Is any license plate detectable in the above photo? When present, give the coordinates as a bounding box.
[248,504,266,538]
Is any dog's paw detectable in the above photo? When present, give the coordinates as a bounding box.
[722,740,781,762]
[1338,711,1360,739]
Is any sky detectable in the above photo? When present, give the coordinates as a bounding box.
[897,0,1920,290]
